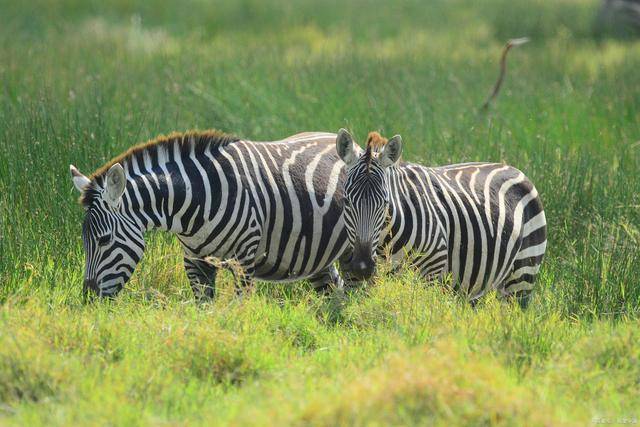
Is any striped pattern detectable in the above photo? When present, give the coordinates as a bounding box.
[71,131,349,298]
[340,136,547,306]
[80,197,145,296]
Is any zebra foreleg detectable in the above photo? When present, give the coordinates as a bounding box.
[233,241,260,297]
[183,256,217,302]
[235,270,255,296]
[308,265,345,294]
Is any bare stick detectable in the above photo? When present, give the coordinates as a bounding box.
[480,37,530,111]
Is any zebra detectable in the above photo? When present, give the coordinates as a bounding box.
[335,129,547,307]
[69,130,352,299]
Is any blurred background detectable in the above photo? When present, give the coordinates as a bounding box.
[1,2,640,424]
[1,0,639,315]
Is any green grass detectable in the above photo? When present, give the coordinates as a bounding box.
[1,0,639,425]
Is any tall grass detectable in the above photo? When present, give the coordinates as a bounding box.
[1,0,639,424]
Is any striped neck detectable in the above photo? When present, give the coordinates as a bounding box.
[384,165,443,249]
[387,167,403,221]
[83,130,238,235]
[119,154,196,235]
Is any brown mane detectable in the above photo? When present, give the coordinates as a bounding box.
[365,131,388,150]
[89,129,238,179]
[80,129,239,207]
[363,131,388,171]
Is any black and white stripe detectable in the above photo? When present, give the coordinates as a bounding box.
[336,129,547,306]
[70,131,349,298]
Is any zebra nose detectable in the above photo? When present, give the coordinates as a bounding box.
[83,279,99,295]
[349,240,376,280]
[349,259,375,281]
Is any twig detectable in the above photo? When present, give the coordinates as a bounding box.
[480,37,530,111]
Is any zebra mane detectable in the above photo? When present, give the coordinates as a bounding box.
[363,131,388,173]
[80,130,239,207]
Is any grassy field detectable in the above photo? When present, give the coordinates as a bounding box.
[1,0,640,425]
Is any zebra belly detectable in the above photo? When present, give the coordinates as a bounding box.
[251,225,347,282]
[183,245,334,282]
[181,223,346,282]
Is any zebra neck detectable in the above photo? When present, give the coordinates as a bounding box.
[385,167,404,236]
[387,167,405,220]
[122,169,193,234]
[385,166,445,246]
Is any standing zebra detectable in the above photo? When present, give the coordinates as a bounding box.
[69,130,351,299]
[336,129,547,306]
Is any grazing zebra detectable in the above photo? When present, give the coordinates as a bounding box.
[335,129,547,306]
[69,130,351,299]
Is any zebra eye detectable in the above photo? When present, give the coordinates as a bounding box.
[97,234,111,246]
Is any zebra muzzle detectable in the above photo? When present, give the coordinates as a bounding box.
[348,242,376,280]
[83,279,99,294]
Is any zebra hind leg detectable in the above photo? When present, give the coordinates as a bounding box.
[502,196,547,309]
[498,264,541,309]
[309,265,345,294]
[183,256,218,302]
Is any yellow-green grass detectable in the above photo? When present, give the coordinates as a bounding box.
[1,0,639,425]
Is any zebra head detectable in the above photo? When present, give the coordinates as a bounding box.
[70,163,145,298]
[336,129,403,280]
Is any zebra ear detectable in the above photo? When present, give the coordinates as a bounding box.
[104,163,126,205]
[70,165,90,193]
[336,128,357,167]
[379,135,402,168]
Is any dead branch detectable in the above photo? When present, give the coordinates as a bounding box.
[480,37,530,111]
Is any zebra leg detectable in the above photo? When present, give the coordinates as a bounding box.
[309,265,345,294]
[235,269,255,296]
[500,194,547,309]
[183,256,217,301]
[234,242,259,296]
[498,263,541,309]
